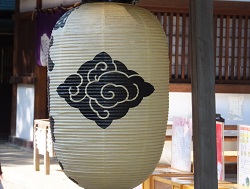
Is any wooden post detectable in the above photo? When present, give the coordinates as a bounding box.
[33,119,52,175]
[189,0,218,189]
[142,177,150,189]
[44,125,50,175]
[33,123,40,171]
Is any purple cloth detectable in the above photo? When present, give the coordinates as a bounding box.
[36,11,66,66]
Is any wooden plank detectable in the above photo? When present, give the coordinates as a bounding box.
[248,17,250,80]
[142,178,151,189]
[10,76,36,84]
[169,13,174,80]
[187,14,192,80]
[10,11,21,136]
[175,13,180,79]
[45,146,50,174]
[181,13,187,79]
[243,16,248,80]
[13,12,33,20]
[163,13,167,34]
[213,14,218,76]
[213,1,250,16]
[156,12,161,22]
[169,83,250,93]
[33,124,40,171]
[225,15,230,80]
[219,14,224,80]
[140,1,250,16]
[189,0,218,189]
[34,65,48,119]
[231,16,236,81]
[237,16,242,81]
[33,120,52,175]
[36,0,42,10]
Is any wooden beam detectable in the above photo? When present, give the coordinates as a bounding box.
[169,83,250,94]
[189,0,218,189]
[34,65,48,119]
[36,0,42,9]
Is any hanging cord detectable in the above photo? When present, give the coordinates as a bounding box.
[81,0,139,4]
[32,0,139,20]
[59,2,82,11]
[34,1,82,17]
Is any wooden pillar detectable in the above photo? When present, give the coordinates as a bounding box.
[189,0,218,189]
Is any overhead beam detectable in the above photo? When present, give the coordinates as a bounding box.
[189,0,218,189]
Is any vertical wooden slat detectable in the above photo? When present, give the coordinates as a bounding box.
[7,45,13,84]
[169,13,174,80]
[243,16,248,80]
[163,13,168,34]
[4,47,7,83]
[231,16,236,80]
[9,46,13,83]
[3,47,7,83]
[4,47,6,83]
[175,13,180,79]
[1,49,3,83]
[188,13,192,79]
[181,14,187,79]
[248,16,250,80]
[34,124,40,171]
[213,14,218,77]
[164,12,171,80]
[11,17,20,136]
[2,48,4,83]
[3,48,5,83]
[2,47,4,83]
[225,15,230,80]
[157,12,162,24]
[237,16,242,80]
[219,15,224,80]
[36,0,42,9]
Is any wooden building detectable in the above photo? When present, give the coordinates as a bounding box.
[0,0,249,171]
[0,0,14,140]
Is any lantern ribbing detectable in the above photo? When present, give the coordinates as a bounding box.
[48,3,169,189]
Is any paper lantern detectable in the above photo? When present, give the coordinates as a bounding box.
[48,1,169,188]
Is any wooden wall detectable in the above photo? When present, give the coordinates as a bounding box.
[139,0,250,93]
[11,12,47,135]
[10,0,250,135]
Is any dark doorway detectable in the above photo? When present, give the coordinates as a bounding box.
[0,0,15,140]
[0,16,14,140]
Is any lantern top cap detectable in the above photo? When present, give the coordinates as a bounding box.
[83,0,135,4]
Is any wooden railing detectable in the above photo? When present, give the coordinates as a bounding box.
[141,2,250,85]
[156,11,191,83]
[214,14,250,84]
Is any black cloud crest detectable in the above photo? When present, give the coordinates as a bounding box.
[57,52,154,129]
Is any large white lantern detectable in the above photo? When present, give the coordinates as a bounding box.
[48,1,169,188]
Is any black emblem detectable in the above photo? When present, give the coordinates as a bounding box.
[58,161,64,170]
[49,116,55,142]
[57,52,154,129]
[68,177,79,185]
[48,36,54,71]
[53,8,76,30]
